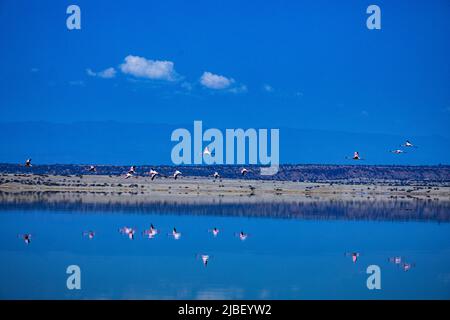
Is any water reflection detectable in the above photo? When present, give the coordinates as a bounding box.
[0,192,449,299]
[0,191,449,222]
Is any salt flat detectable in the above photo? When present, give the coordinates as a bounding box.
[0,174,448,204]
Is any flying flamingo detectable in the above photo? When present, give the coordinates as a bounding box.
[402,262,415,272]
[125,172,134,179]
[196,254,211,267]
[208,227,220,237]
[203,147,212,156]
[18,233,32,245]
[128,166,136,174]
[401,140,417,148]
[119,227,136,240]
[143,224,158,238]
[389,256,402,265]
[82,231,95,239]
[346,152,364,161]
[173,170,182,180]
[149,169,159,181]
[235,231,249,241]
[345,252,360,263]
[168,227,181,240]
[390,149,406,154]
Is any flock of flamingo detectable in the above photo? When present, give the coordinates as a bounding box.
[347,140,418,160]
[16,140,419,270]
[22,139,418,179]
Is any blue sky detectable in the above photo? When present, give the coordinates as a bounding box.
[0,0,449,164]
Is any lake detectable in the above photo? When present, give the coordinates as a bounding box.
[0,199,449,299]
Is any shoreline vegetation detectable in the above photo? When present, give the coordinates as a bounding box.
[1,163,450,185]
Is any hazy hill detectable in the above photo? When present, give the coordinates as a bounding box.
[0,121,449,166]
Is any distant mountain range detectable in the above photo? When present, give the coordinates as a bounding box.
[0,121,449,166]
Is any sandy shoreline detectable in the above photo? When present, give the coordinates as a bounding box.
[0,173,449,204]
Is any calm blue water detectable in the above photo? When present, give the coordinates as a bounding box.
[0,202,449,299]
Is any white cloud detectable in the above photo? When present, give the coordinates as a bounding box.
[98,67,116,78]
[120,55,178,81]
[263,84,273,92]
[180,81,193,91]
[86,67,116,79]
[229,84,248,93]
[86,69,96,76]
[200,71,234,89]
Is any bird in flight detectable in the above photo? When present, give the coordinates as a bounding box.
[241,168,249,176]
[390,149,406,154]
[25,159,32,167]
[88,165,97,172]
[347,152,364,161]
[169,227,181,240]
[203,146,213,156]
[209,227,220,237]
[119,227,136,240]
[143,224,158,238]
[401,140,417,148]
[149,169,159,181]
[128,166,136,174]
[125,172,134,179]
[197,254,210,267]
[402,262,415,272]
[213,172,220,179]
[389,256,402,265]
[173,170,182,180]
[18,233,32,245]
[82,230,95,239]
[236,231,249,241]
[345,252,360,263]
